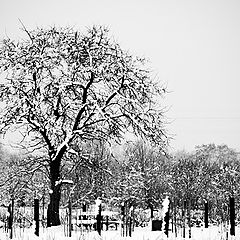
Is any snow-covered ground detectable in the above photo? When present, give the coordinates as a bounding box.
[1,224,240,240]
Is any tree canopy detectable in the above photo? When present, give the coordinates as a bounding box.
[0,26,167,153]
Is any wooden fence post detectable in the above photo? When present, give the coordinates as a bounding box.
[34,198,39,236]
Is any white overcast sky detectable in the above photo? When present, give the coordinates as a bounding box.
[1,0,240,152]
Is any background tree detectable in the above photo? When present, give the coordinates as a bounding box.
[195,143,238,166]
[63,140,114,206]
[194,144,240,223]
[0,150,45,203]
[169,153,200,209]
[123,140,168,210]
[0,25,167,226]
[168,144,240,224]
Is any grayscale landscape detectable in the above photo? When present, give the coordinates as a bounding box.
[0,1,240,239]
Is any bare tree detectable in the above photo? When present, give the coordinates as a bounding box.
[119,140,168,208]
[0,25,167,226]
[0,146,47,206]
[64,140,114,205]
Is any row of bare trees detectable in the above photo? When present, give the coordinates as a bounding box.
[120,142,240,223]
[1,141,239,225]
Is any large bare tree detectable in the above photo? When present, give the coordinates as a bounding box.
[0,25,167,226]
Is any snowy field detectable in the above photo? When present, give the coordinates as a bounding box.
[1,224,240,240]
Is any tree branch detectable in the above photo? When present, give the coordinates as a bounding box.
[18,19,33,42]
[72,72,95,131]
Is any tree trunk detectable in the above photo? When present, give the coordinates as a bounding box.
[47,157,62,227]
[47,185,61,226]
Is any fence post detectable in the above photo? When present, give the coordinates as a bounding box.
[183,200,186,239]
[164,210,170,237]
[230,197,235,236]
[129,206,133,237]
[204,201,208,228]
[106,215,109,231]
[68,198,72,237]
[188,199,191,238]
[42,189,45,227]
[121,202,125,237]
[34,198,39,236]
[96,204,102,235]
[9,198,14,239]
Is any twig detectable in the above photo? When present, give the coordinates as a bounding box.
[18,18,33,42]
